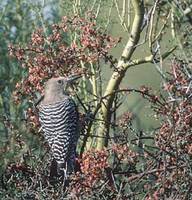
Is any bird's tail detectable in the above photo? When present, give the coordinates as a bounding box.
[49,158,58,178]
[49,160,68,188]
[49,158,74,184]
[49,153,80,185]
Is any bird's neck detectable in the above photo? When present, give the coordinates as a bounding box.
[42,91,69,105]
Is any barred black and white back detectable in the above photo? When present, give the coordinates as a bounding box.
[39,97,79,177]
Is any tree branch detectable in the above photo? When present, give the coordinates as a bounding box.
[96,0,145,149]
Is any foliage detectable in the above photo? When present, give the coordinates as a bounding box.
[9,14,118,100]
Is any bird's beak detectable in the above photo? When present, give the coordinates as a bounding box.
[66,74,81,84]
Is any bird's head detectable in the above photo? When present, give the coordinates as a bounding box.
[43,75,81,104]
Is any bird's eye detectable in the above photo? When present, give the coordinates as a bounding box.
[57,80,63,84]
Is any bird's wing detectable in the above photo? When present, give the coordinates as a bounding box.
[39,99,79,163]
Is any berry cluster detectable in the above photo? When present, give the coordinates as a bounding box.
[150,60,192,199]
[70,149,109,196]
[9,15,119,104]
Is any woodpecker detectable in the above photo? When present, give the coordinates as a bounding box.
[38,75,80,181]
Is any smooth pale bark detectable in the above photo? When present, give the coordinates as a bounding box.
[96,0,145,149]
